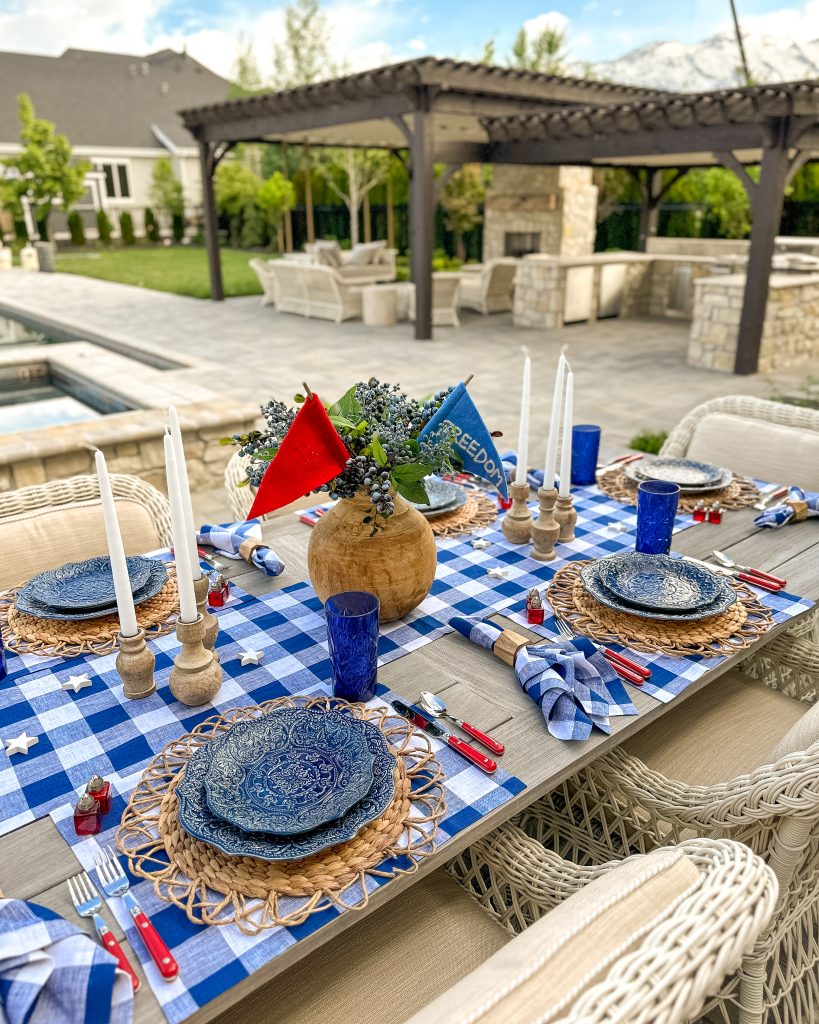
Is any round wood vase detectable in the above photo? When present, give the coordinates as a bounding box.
[307,491,437,622]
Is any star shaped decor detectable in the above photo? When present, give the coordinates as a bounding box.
[471,538,491,550]
[239,650,264,666]
[487,567,508,579]
[5,732,38,757]
[62,673,92,693]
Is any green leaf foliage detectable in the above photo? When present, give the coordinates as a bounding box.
[390,462,432,504]
[370,436,388,467]
[328,385,362,423]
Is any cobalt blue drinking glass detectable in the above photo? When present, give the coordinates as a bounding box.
[571,425,602,486]
[325,591,379,703]
[636,480,680,555]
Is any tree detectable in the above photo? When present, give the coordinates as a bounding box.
[96,209,113,245]
[0,94,89,239]
[314,149,390,245]
[258,171,296,252]
[229,37,265,97]
[510,20,567,74]
[667,168,752,238]
[214,163,261,218]
[119,211,136,245]
[144,207,159,242]
[149,157,184,233]
[271,0,337,90]
[480,39,497,65]
[440,165,486,260]
[67,211,85,246]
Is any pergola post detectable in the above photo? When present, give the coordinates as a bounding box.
[637,169,661,251]
[733,145,790,374]
[407,101,435,341]
[198,139,224,302]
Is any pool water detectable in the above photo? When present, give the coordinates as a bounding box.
[0,392,100,434]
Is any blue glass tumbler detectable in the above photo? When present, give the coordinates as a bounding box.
[571,425,602,486]
[325,591,379,703]
[636,481,680,555]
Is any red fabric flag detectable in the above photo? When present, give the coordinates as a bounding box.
[248,394,349,520]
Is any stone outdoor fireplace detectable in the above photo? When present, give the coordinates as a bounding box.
[483,165,598,262]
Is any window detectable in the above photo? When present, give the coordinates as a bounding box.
[94,162,131,200]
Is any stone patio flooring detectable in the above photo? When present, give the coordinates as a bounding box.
[1,270,816,522]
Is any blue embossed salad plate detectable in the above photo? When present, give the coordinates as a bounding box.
[204,709,377,836]
[594,551,726,612]
[410,477,468,517]
[24,555,158,611]
[15,560,168,621]
[177,715,397,861]
[625,458,733,493]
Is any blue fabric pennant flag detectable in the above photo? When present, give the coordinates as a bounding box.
[419,383,508,498]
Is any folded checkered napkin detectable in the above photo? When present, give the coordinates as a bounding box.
[502,451,546,491]
[755,486,819,528]
[0,898,133,1024]
[450,615,619,741]
[197,520,284,576]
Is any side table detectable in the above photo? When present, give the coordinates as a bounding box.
[361,285,397,327]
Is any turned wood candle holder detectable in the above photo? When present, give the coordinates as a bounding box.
[501,481,533,546]
[116,628,156,700]
[555,493,577,542]
[193,573,219,657]
[169,614,223,707]
[531,486,560,562]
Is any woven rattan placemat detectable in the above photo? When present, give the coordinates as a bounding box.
[597,467,760,513]
[547,560,773,657]
[117,695,445,935]
[0,569,178,658]
[429,493,498,538]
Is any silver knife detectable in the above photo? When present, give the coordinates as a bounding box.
[597,454,643,476]
[680,555,736,577]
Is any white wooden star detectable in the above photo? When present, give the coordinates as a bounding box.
[5,732,38,756]
[471,538,491,550]
[62,673,92,693]
[487,567,508,579]
[239,650,264,666]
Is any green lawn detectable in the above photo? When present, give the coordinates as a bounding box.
[54,246,264,299]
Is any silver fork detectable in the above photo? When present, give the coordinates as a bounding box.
[67,872,140,991]
[753,484,787,511]
[95,846,179,981]
[554,617,649,685]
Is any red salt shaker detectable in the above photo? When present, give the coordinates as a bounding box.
[73,793,103,836]
[526,588,545,625]
[207,572,230,608]
[86,774,112,815]
[692,501,707,522]
[707,503,723,524]
[498,494,513,511]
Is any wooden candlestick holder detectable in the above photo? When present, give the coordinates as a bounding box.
[531,487,560,562]
[501,481,533,545]
[193,573,219,656]
[116,628,156,700]
[555,493,577,542]
[169,614,223,707]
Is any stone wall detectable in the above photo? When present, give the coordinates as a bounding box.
[688,273,819,372]
[483,166,598,262]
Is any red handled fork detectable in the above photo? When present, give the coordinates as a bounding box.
[68,872,140,991]
[555,617,650,686]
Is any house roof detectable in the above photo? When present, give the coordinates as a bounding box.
[0,48,230,150]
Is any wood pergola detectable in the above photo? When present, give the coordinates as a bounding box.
[180,60,819,374]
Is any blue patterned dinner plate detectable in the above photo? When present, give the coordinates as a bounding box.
[579,559,736,622]
[625,458,733,492]
[15,560,168,621]
[411,477,468,516]
[595,551,726,612]
[204,709,377,836]
[24,555,157,611]
[177,716,397,861]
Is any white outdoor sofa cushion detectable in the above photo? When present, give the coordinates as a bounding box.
[269,262,363,323]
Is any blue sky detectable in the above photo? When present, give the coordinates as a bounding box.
[0,0,816,77]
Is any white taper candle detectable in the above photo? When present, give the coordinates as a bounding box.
[164,433,198,623]
[515,355,531,485]
[542,354,565,489]
[558,370,574,498]
[168,407,200,580]
[95,450,138,637]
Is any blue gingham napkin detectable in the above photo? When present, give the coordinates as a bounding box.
[197,520,285,576]
[0,898,133,1024]
[755,486,819,528]
[502,451,546,491]
[450,616,620,740]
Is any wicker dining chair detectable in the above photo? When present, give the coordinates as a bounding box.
[514,663,819,1024]
[224,452,255,522]
[0,473,171,589]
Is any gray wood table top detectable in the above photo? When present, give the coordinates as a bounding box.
[2,503,816,1024]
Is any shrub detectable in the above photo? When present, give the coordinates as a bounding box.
[67,211,86,246]
[628,430,668,455]
[239,202,266,248]
[172,212,185,243]
[119,211,135,246]
[96,209,113,245]
[144,207,159,242]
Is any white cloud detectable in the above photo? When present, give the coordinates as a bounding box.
[521,11,570,39]
[719,0,819,38]
[408,36,426,51]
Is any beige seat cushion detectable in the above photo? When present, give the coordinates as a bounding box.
[623,669,805,784]
[773,701,819,760]
[347,241,386,265]
[407,848,699,1024]
[217,870,509,1024]
[0,497,163,589]
[686,412,819,489]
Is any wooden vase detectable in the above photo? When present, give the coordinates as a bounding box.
[307,491,437,623]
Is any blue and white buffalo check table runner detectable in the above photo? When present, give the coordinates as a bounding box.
[0,481,812,1022]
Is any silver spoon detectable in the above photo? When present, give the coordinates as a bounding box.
[419,692,505,755]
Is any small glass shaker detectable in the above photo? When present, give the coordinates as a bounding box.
[73,793,103,836]
[86,774,112,815]
[707,503,723,524]
[692,501,707,522]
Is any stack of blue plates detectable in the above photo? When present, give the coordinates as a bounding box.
[580,551,736,621]
[176,707,397,862]
[625,457,733,493]
[409,477,468,518]
[16,555,168,621]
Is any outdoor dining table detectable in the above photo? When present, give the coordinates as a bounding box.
[1,499,817,1024]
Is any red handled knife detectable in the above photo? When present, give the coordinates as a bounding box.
[391,700,497,774]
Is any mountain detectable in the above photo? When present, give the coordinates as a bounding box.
[583,29,819,92]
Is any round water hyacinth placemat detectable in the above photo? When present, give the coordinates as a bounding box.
[0,567,178,658]
[597,467,759,512]
[428,494,499,538]
[117,695,445,935]
[547,561,773,658]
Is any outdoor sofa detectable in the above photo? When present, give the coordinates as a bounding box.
[286,238,398,283]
